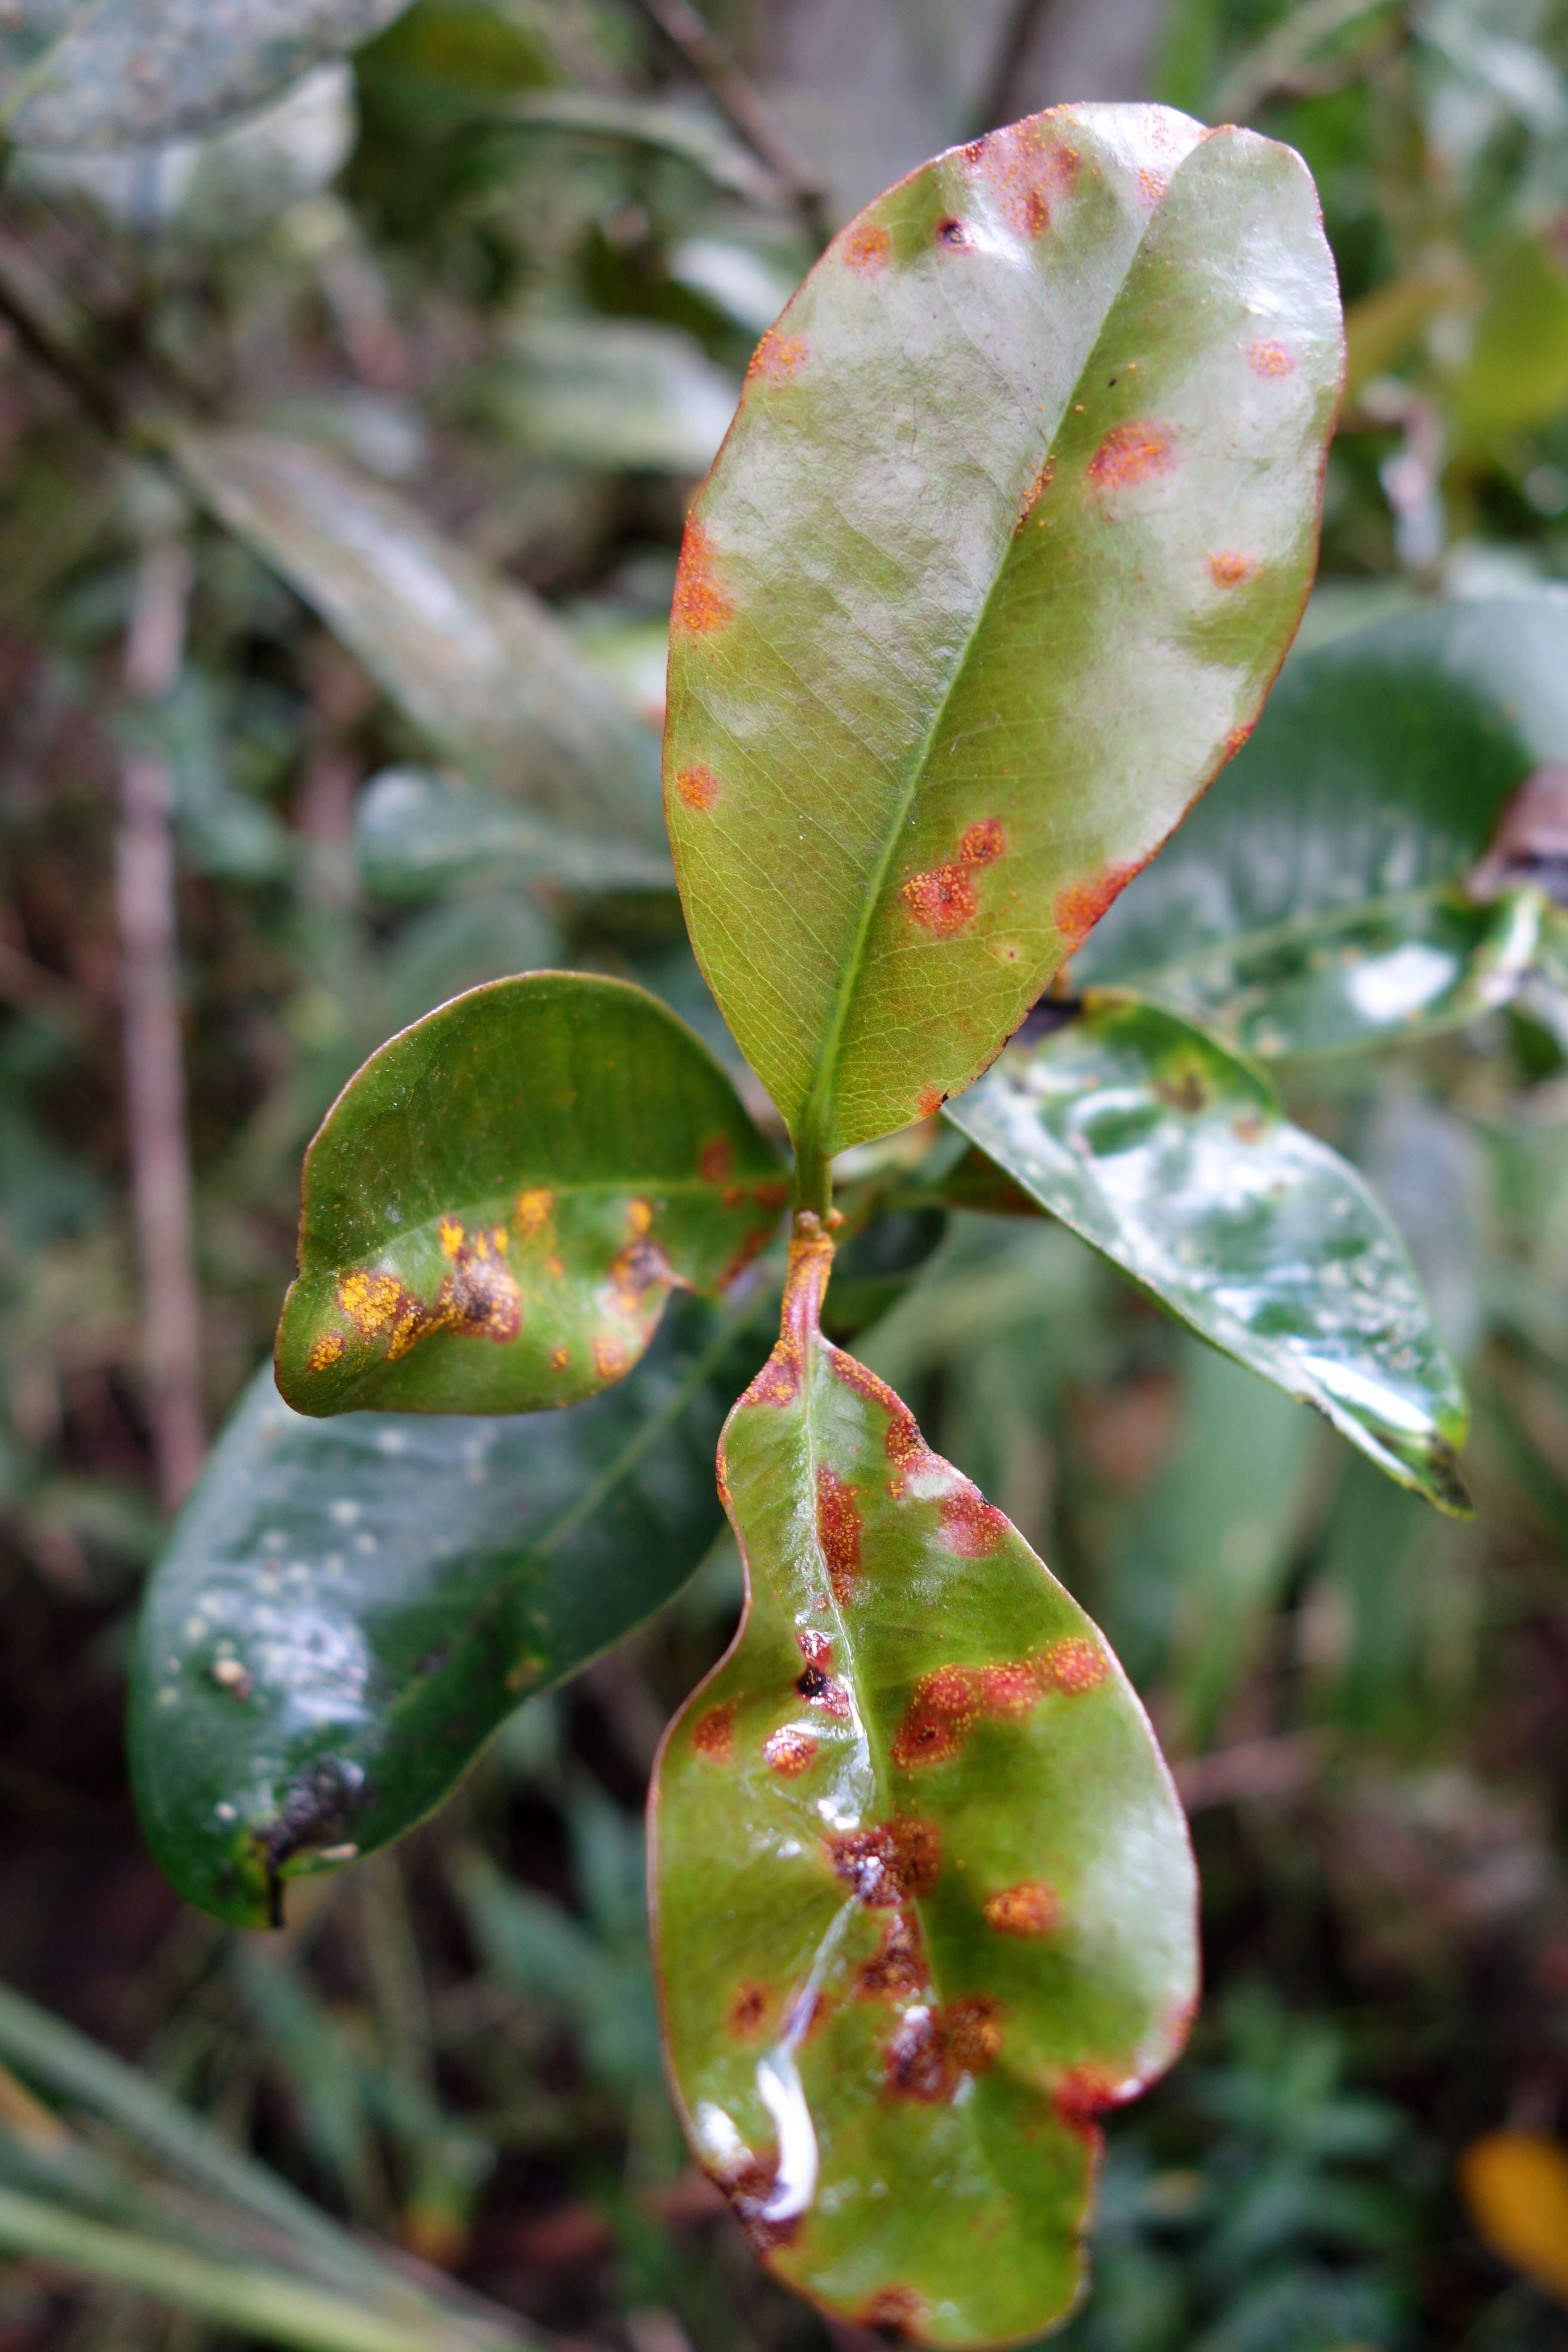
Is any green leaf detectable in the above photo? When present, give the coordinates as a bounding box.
[1,0,407,151]
[275,973,787,1415]
[458,318,740,476]
[1146,885,1545,1058]
[1458,236,1568,437]
[651,1226,1197,2346]
[943,994,1469,1511]
[496,91,772,202]
[168,429,664,843]
[357,768,672,901]
[132,1290,770,1927]
[1076,596,1568,990]
[662,104,1342,1188]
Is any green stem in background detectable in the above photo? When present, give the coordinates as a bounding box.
[790,1132,834,1223]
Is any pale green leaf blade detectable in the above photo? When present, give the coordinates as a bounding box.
[275,974,787,1416]
[944,994,1469,1510]
[663,104,1343,1170]
[652,1229,1197,2346]
[356,768,672,901]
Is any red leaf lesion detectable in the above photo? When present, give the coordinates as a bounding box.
[827,1818,941,1905]
[842,220,891,275]
[901,862,977,936]
[1087,420,1176,492]
[746,329,807,382]
[815,1465,862,1602]
[675,764,720,810]
[692,1701,738,1761]
[763,1725,817,1776]
[671,518,732,635]
[1053,858,1145,951]
[1248,336,1295,377]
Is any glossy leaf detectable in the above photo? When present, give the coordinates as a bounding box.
[169,429,664,842]
[356,768,672,901]
[0,0,407,151]
[944,995,1469,1510]
[133,1292,768,1927]
[651,1227,1197,2346]
[1148,885,1545,1058]
[663,103,1342,1182]
[1076,595,1568,989]
[276,974,787,1416]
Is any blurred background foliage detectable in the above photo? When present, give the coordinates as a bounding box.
[4,0,1568,2347]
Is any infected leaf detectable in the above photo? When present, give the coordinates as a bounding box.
[651,1226,1196,2344]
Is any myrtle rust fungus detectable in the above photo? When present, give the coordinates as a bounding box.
[894,1654,1050,1768]
[858,2289,925,2333]
[627,1198,653,1237]
[747,329,806,382]
[1209,551,1257,586]
[306,1329,344,1372]
[947,1995,1004,2073]
[1088,420,1176,493]
[675,764,720,811]
[959,816,1008,867]
[738,1220,834,1410]
[937,1480,1010,1556]
[592,1333,628,1381]
[763,1725,818,1777]
[816,1466,862,1602]
[337,1235,521,1365]
[827,1817,941,1905]
[916,1085,946,1119]
[699,1136,733,1185]
[727,1982,769,2038]
[671,519,732,635]
[1136,165,1169,205]
[1054,2063,1126,2142]
[858,1913,928,2000]
[968,116,1078,238]
[842,219,891,274]
[886,2006,954,2102]
[935,215,971,249]
[1248,337,1295,377]
[608,1237,672,1313]
[515,1186,553,1236]
[692,1700,738,1761]
[1043,1634,1107,1692]
[902,862,977,937]
[1054,859,1145,951]
[548,1344,569,1372]
[1224,720,1256,760]
[985,1880,1061,1937]
[980,1657,1044,1716]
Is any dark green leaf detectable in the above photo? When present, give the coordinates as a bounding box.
[663,104,1341,1183]
[356,768,671,902]
[169,429,664,843]
[275,974,787,1416]
[132,1290,771,1927]
[1,0,407,150]
[944,994,1469,1511]
[652,1227,1196,2343]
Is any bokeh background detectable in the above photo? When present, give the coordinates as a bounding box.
[4,1,1568,2346]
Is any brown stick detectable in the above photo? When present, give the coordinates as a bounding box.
[969,0,1063,136]
[116,529,205,1511]
[625,0,829,245]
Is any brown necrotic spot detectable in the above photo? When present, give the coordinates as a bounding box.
[935,215,971,249]
[763,1726,817,1777]
[858,2287,925,2334]
[984,1880,1060,1936]
[816,1466,861,1602]
[1209,550,1257,586]
[1043,1634,1107,1692]
[1248,336,1295,377]
[1053,859,1145,951]
[671,519,732,635]
[828,1818,940,1905]
[609,1238,672,1312]
[727,1982,769,2038]
[675,764,719,811]
[1054,2063,1124,2143]
[692,1701,738,1760]
[959,816,1008,867]
[843,219,891,274]
[1088,419,1175,492]
[886,2006,954,2102]
[946,1995,1003,2073]
[902,862,977,937]
[747,329,806,382]
[857,1912,928,2000]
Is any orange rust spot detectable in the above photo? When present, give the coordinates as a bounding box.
[307,1329,344,1372]
[747,328,806,382]
[828,1350,922,1466]
[843,219,891,274]
[740,1221,835,1410]
[743,1348,801,1409]
[721,1183,744,1208]
[980,1658,1044,1716]
[1088,419,1175,492]
[1019,452,1055,524]
[968,117,1079,238]
[1209,551,1257,586]
[902,862,977,937]
[937,1482,1010,1556]
[985,1881,1060,1937]
[959,816,1008,867]
[763,1725,817,1777]
[753,1178,790,1211]
[627,1198,653,1237]
[1044,1634,1107,1692]
[886,2007,953,2102]
[609,1238,671,1311]
[692,1701,737,1761]
[340,1236,522,1366]
[593,1334,628,1381]
[828,1819,941,1906]
[1249,337,1295,377]
[545,1254,565,1281]
[515,1187,553,1236]
[1054,858,1143,950]
[858,1913,928,2001]
[548,1344,570,1372]
[916,1086,945,1120]
[816,1466,862,1603]
[1137,165,1168,205]
[947,1995,1003,2073]
[339,1269,403,1338]
[699,1136,732,1185]
[671,519,732,636]
[892,1666,980,1770]
[1224,720,1256,760]
[1054,2064,1124,2142]
[675,764,719,811]
[727,1982,769,2038]
[438,1216,464,1257]
[859,2288,925,2332]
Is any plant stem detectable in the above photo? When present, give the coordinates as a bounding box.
[625,0,830,245]
[116,525,205,1512]
[968,0,1063,136]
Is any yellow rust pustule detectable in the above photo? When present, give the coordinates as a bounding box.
[738,1214,836,1409]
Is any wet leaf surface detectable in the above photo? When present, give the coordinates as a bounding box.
[1076,595,1568,989]
[2,0,407,150]
[133,1291,770,1927]
[276,974,788,1416]
[651,1227,1197,2346]
[945,994,1468,1510]
[663,103,1341,1176]
[170,428,664,842]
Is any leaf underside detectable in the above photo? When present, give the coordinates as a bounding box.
[945,993,1469,1511]
[133,1294,768,1926]
[276,972,787,1417]
[651,1229,1197,2347]
[664,101,1343,1169]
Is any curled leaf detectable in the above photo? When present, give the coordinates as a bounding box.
[276,974,787,1416]
[651,1226,1196,2345]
